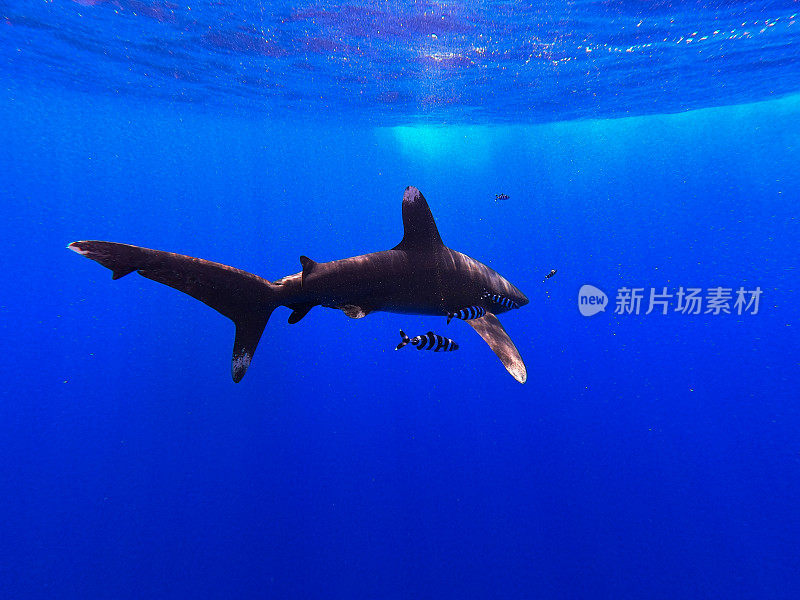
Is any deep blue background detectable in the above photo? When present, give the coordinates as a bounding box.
[1,84,798,599]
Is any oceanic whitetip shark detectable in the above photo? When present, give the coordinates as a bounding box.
[69,186,529,383]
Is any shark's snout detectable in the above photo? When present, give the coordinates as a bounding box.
[512,288,529,308]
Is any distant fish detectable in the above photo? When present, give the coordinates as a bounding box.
[396,330,459,352]
[447,305,486,324]
[495,193,510,201]
[544,269,557,281]
[481,291,520,310]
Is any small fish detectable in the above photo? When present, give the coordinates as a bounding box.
[544,269,557,280]
[395,330,459,352]
[447,305,486,324]
[481,291,520,310]
[495,193,510,201]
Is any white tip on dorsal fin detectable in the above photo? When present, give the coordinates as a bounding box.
[394,186,444,252]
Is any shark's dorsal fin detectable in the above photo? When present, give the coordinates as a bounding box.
[468,312,527,384]
[394,186,444,252]
[300,255,318,285]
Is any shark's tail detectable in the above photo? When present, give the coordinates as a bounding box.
[68,240,281,383]
[395,330,412,350]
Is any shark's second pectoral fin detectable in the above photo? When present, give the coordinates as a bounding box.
[339,304,371,319]
[468,313,527,384]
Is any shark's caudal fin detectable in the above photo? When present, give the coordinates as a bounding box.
[467,313,527,384]
[68,241,279,383]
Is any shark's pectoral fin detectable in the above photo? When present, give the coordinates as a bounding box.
[467,313,527,384]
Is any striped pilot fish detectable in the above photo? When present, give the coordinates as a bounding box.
[446,305,486,324]
[446,291,521,324]
[481,290,521,310]
[395,330,459,352]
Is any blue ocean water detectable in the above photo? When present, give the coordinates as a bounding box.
[1,1,799,599]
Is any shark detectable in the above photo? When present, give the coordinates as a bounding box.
[68,186,529,383]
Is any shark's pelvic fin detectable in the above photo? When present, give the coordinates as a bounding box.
[68,241,278,383]
[394,186,444,252]
[287,303,315,324]
[467,312,527,384]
